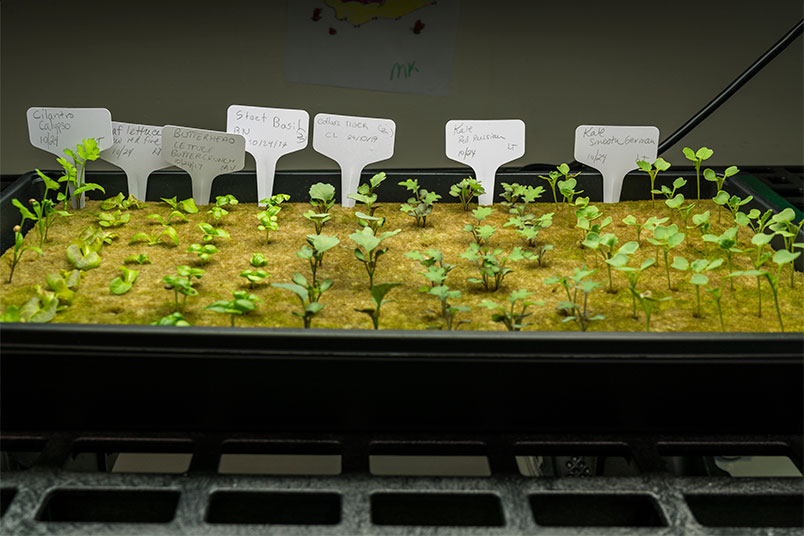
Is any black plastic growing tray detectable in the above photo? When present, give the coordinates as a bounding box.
[1,166,802,436]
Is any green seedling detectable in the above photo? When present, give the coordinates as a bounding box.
[740,231,778,318]
[45,269,81,305]
[665,193,696,229]
[304,211,332,234]
[58,139,105,209]
[703,166,739,217]
[461,244,530,292]
[575,202,611,245]
[399,179,441,227]
[97,210,130,228]
[161,196,198,214]
[735,207,774,235]
[632,290,671,332]
[464,206,496,246]
[187,243,218,263]
[151,312,190,326]
[769,208,804,286]
[101,192,145,211]
[16,285,61,323]
[613,257,656,318]
[407,249,456,290]
[129,226,179,247]
[713,191,752,224]
[309,182,336,214]
[215,194,239,208]
[239,253,270,287]
[355,212,385,234]
[349,227,401,288]
[540,163,579,208]
[124,253,151,265]
[66,235,103,270]
[163,266,205,313]
[148,211,188,226]
[110,266,139,295]
[682,146,713,199]
[706,287,726,331]
[355,282,401,330]
[545,266,605,331]
[207,206,229,225]
[205,290,263,327]
[257,207,280,243]
[690,211,711,246]
[199,222,230,244]
[653,176,687,200]
[646,224,685,290]
[5,224,42,283]
[583,233,639,293]
[21,170,71,247]
[349,171,386,215]
[671,256,724,317]
[272,273,332,328]
[506,212,553,249]
[449,177,485,211]
[298,234,340,284]
[702,227,741,290]
[426,285,470,330]
[622,215,668,245]
[479,289,544,331]
[499,182,544,217]
[251,253,267,267]
[636,157,671,206]
[557,177,583,222]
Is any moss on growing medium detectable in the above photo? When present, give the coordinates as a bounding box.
[1,198,801,332]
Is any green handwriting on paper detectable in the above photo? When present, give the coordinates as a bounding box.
[390,61,420,80]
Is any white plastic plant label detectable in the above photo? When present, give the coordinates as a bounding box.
[574,125,659,203]
[100,122,171,201]
[226,105,309,205]
[161,125,246,206]
[445,119,526,205]
[27,107,113,156]
[312,113,395,207]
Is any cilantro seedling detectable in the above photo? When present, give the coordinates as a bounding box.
[187,243,219,263]
[45,269,80,305]
[148,211,188,226]
[671,256,724,317]
[58,139,106,209]
[702,227,741,290]
[124,253,151,265]
[399,179,441,227]
[298,234,340,284]
[5,224,42,283]
[101,192,144,211]
[239,254,270,287]
[632,290,671,332]
[464,206,496,246]
[355,282,401,329]
[129,226,179,247]
[544,266,605,331]
[349,227,401,288]
[151,312,190,326]
[682,146,713,199]
[349,171,386,215]
[636,157,671,207]
[540,163,578,208]
[309,182,336,214]
[479,289,544,331]
[449,177,485,211]
[583,233,639,293]
[97,210,130,228]
[304,211,332,234]
[206,290,263,327]
[215,194,239,208]
[110,266,140,295]
[273,273,332,328]
[646,224,686,290]
[207,206,229,225]
[461,244,530,292]
[703,165,739,222]
[198,222,230,244]
[18,170,71,247]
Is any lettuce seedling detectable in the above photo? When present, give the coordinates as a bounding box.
[464,206,495,246]
[499,182,544,217]
[58,139,106,209]
[461,244,530,292]
[273,274,332,328]
[399,179,441,227]
[129,227,179,247]
[646,224,685,290]
[5,224,42,283]
[298,234,340,283]
[101,192,144,211]
[622,215,668,245]
[636,157,671,206]
[187,243,218,263]
[207,206,229,225]
[479,289,544,331]
[66,240,102,270]
[583,233,639,292]
[304,211,332,234]
[124,253,151,265]
[355,282,401,330]
[161,196,199,214]
[215,194,239,208]
[544,266,605,331]
[110,266,139,295]
[45,269,81,305]
[671,256,723,317]
[349,171,387,215]
[97,210,130,228]
[632,290,671,332]
[309,182,336,214]
[682,146,713,199]
[449,177,485,211]
[15,285,61,323]
[205,290,263,327]
[540,163,579,208]
[148,211,188,226]
[702,227,741,290]
[151,312,190,326]
[198,222,230,244]
[349,227,401,288]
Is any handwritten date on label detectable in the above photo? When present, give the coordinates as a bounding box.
[100,122,171,201]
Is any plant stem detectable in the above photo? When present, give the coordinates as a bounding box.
[663,249,672,290]
[756,276,762,317]
[716,300,724,331]
[695,286,701,318]
[695,161,701,199]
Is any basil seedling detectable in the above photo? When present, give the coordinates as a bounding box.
[151,312,190,326]
[215,194,239,208]
[205,290,263,327]
[187,243,219,263]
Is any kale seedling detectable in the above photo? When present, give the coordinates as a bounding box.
[505,212,553,251]
[151,312,190,326]
[97,210,130,228]
[426,285,470,330]
[205,290,263,327]
[199,222,230,244]
[557,177,583,223]
[406,249,456,290]
[355,282,401,330]
[399,179,441,227]
[309,182,336,214]
[5,224,42,283]
[575,201,612,245]
[187,243,219,263]
[110,266,139,295]
[631,290,671,332]
[499,182,544,217]
[355,212,386,234]
[613,258,656,318]
[646,224,686,290]
[769,208,804,286]
[58,139,106,209]
[705,286,726,331]
[449,177,485,211]
[690,211,711,247]
[702,227,741,290]
[730,248,800,331]
[161,196,199,214]
[636,157,671,207]
[304,211,331,235]
[148,211,188,226]
[460,244,530,292]
[463,206,496,246]
[129,227,179,247]
[665,192,696,229]
[703,166,739,222]
[622,215,668,245]
[240,253,270,288]
[479,289,544,331]
[583,233,639,293]
[272,274,332,328]
[124,253,152,265]
[544,266,605,331]
[682,146,713,199]
[298,234,341,284]
[349,227,401,288]
[349,171,386,215]
[671,256,724,317]
[713,191,752,224]
[540,163,579,208]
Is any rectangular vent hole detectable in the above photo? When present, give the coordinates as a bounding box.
[218,454,341,475]
[37,489,179,523]
[63,452,192,474]
[370,455,490,477]
[530,494,666,527]
[206,491,341,525]
[1,489,17,518]
[515,455,638,477]
[686,494,803,528]
[371,493,504,527]
[714,456,802,478]
[1,438,47,471]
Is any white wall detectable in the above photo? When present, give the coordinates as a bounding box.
[1,0,802,174]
